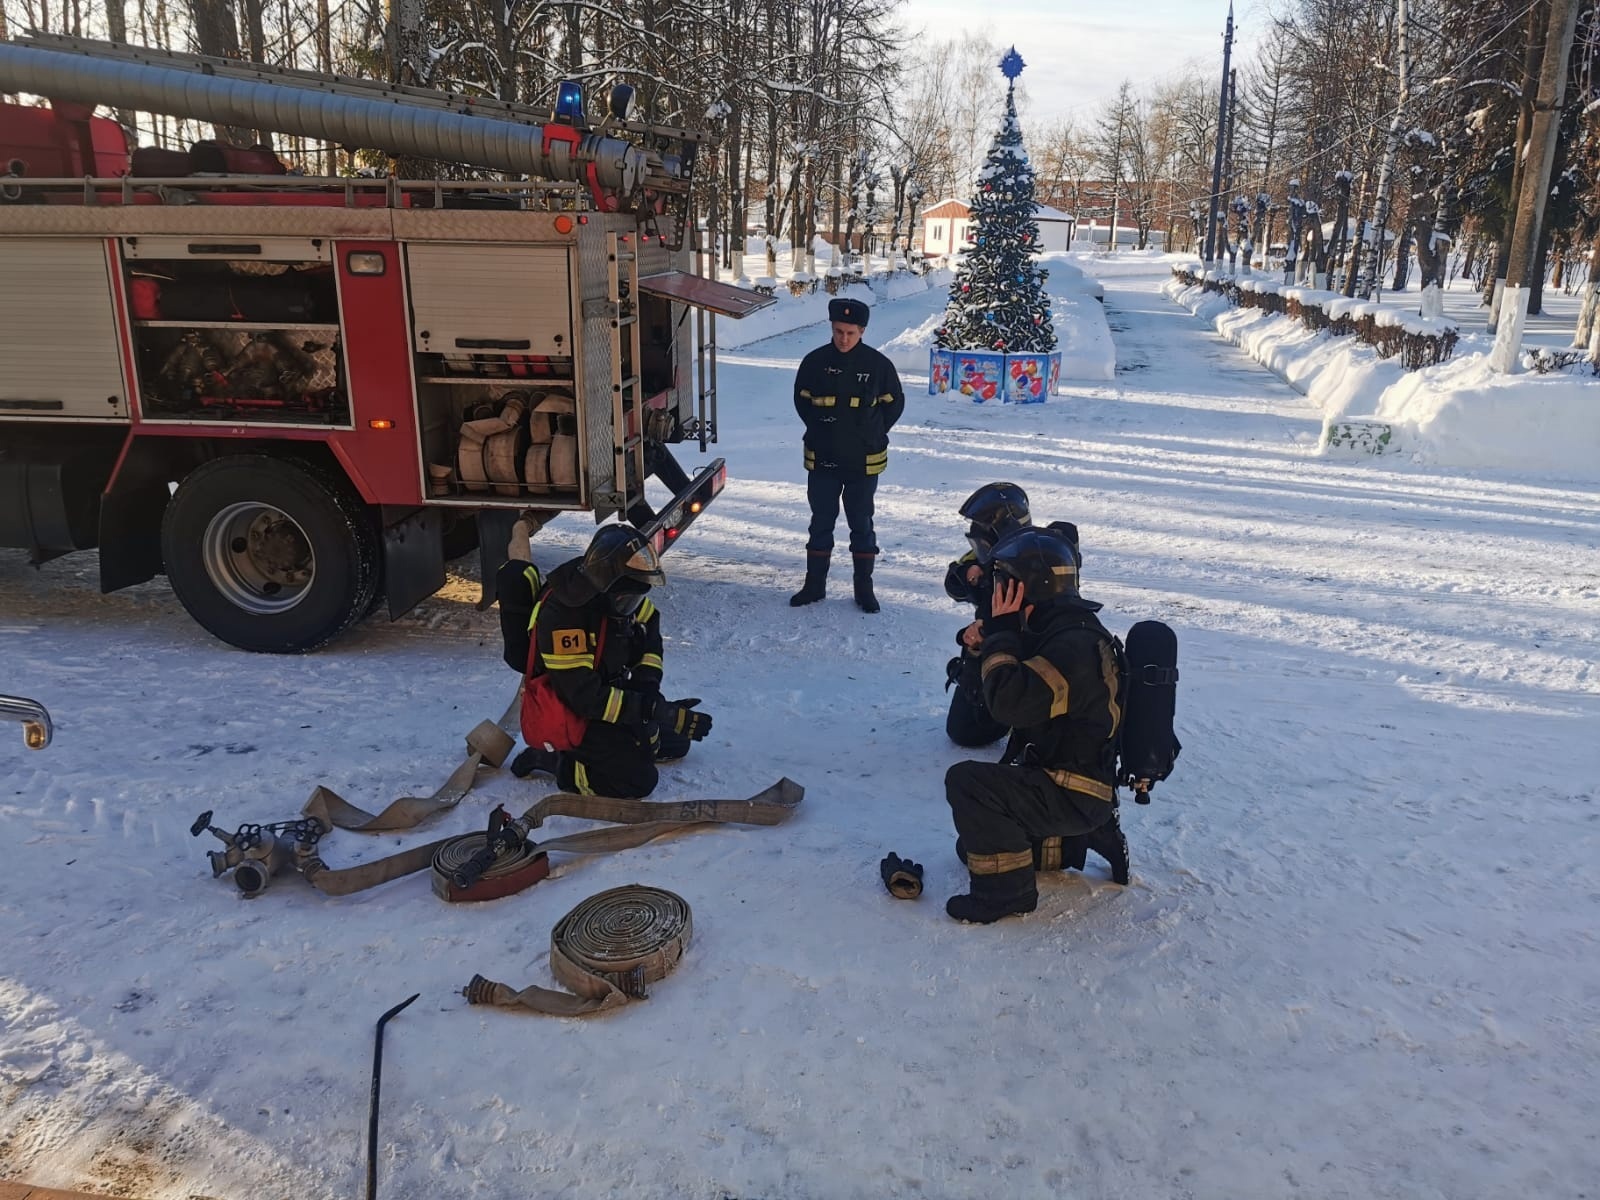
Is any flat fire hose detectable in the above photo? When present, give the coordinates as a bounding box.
[294,779,804,897]
[301,692,521,834]
[463,885,691,1016]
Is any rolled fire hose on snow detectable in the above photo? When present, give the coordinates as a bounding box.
[463,884,691,1016]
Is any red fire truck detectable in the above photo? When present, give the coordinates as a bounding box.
[0,35,769,652]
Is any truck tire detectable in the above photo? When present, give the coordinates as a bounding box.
[162,455,379,653]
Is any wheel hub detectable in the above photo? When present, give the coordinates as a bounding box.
[202,502,315,615]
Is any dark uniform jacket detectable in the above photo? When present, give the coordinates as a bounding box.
[794,342,905,476]
[500,559,664,729]
[978,598,1123,805]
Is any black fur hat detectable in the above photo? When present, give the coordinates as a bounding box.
[828,298,870,328]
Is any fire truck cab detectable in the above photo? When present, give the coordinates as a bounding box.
[0,35,769,652]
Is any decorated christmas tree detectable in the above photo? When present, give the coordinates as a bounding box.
[935,48,1056,355]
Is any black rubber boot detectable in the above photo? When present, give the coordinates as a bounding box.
[946,866,1038,924]
[852,552,879,613]
[1086,808,1131,884]
[510,746,559,779]
[789,551,830,607]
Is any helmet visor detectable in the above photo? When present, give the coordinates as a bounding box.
[606,578,650,616]
[966,524,998,564]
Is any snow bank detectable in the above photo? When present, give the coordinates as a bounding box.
[715,269,951,351]
[1378,355,1600,472]
[1051,287,1115,382]
[1165,275,1600,480]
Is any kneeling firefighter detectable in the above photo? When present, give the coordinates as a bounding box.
[496,524,713,798]
[944,482,1081,749]
[945,529,1130,923]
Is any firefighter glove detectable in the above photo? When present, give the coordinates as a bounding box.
[984,609,1022,638]
[880,852,924,900]
[657,698,712,741]
[945,656,964,693]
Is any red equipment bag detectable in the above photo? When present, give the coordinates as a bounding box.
[129,276,162,320]
[519,611,608,753]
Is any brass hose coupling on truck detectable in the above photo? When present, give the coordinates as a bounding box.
[190,810,325,898]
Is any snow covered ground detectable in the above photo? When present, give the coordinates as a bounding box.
[3,262,1598,1200]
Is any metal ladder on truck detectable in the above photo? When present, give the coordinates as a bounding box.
[607,230,648,516]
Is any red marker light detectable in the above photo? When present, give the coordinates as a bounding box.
[368,418,394,430]
[666,528,679,539]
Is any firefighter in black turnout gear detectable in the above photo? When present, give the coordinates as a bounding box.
[945,530,1131,923]
[790,298,906,613]
[496,524,713,798]
[944,483,1081,749]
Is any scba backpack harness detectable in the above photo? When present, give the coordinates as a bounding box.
[1111,620,1182,803]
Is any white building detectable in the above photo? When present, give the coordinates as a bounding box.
[919,199,1076,256]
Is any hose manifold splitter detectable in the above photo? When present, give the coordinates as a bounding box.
[191,809,325,898]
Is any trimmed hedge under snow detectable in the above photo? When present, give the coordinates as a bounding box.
[1171,267,1459,370]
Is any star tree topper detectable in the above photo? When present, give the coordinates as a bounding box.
[1000,47,1025,80]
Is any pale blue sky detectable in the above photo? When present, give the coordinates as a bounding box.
[895,0,1264,127]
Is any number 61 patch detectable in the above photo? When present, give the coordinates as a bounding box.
[552,628,587,654]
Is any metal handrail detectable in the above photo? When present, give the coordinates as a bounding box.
[1,173,593,210]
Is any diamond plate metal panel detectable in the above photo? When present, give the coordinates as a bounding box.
[0,206,393,238]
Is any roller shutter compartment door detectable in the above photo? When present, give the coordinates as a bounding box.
[406,243,573,357]
[0,239,127,419]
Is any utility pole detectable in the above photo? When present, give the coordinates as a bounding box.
[1487,0,1551,324]
[1490,0,1581,372]
[1362,0,1409,300]
[1202,2,1234,264]
[1223,68,1239,270]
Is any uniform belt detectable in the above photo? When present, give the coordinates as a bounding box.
[1045,769,1114,803]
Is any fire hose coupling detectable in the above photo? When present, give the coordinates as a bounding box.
[191,810,324,898]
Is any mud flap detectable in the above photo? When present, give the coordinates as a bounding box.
[474,507,521,611]
[381,506,445,620]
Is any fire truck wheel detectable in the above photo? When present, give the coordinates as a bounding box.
[162,455,379,653]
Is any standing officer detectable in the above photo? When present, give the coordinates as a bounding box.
[944,529,1131,923]
[497,523,712,798]
[944,482,1080,748]
[789,297,905,613]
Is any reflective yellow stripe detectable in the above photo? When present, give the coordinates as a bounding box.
[1046,770,1114,802]
[865,449,888,476]
[966,849,1034,875]
[1038,837,1063,870]
[573,760,592,795]
[810,395,837,407]
[636,598,657,623]
[876,393,896,405]
[1099,639,1123,738]
[603,688,624,723]
[527,598,542,634]
[981,652,1018,679]
[849,396,861,407]
[1025,655,1071,718]
[544,653,594,670]
[639,652,664,672]
[799,388,813,399]
[804,449,816,470]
